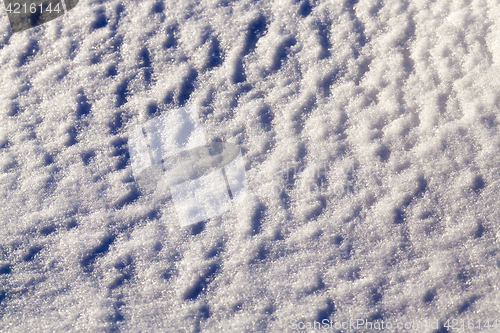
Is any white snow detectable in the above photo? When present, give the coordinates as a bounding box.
[1,0,500,332]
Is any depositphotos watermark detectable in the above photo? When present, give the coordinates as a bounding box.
[128,106,248,227]
[3,0,79,33]
[258,162,381,199]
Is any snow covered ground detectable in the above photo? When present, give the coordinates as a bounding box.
[1,0,500,332]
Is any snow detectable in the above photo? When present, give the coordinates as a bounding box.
[1,0,500,332]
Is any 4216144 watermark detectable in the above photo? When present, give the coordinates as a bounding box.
[289,318,498,331]
[2,0,79,33]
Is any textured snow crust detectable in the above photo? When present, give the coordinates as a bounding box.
[1,0,500,332]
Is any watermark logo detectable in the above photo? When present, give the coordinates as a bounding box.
[128,106,248,227]
[3,0,79,33]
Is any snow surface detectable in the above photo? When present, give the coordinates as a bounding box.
[1,0,500,332]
